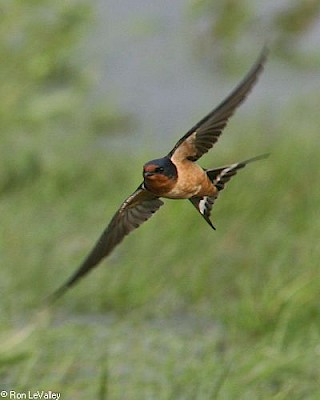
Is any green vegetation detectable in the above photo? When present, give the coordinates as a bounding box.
[2,101,320,399]
[1,2,320,399]
[190,0,320,69]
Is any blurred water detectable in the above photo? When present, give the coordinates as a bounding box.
[88,0,320,152]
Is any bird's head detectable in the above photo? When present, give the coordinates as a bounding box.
[143,157,177,194]
[143,157,177,179]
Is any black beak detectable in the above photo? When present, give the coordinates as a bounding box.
[143,171,154,177]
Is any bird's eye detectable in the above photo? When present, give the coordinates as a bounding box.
[155,167,164,173]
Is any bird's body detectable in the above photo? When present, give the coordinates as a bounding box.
[50,48,269,301]
[144,156,216,199]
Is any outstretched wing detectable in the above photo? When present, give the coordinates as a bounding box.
[169,48,268,162]
[189,154,269,229]
[50,185,164,301]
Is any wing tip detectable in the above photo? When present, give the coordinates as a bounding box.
[45,283,70,305]
[241,152,270,166]
[249,45,269,77]
[258,45,269,65]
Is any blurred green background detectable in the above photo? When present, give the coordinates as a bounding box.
[1,1,320,399]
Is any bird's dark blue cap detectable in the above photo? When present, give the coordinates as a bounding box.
[144,157,177,178]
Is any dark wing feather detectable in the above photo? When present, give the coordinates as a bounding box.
[169,48,268,161]
[190,154,269,228]
[49,185,164,301]
[206,154,269,191]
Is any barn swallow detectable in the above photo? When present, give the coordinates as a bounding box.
[50,48,268,301]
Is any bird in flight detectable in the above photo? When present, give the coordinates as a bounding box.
[51,48,268,301]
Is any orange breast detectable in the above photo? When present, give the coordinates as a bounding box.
[163,160,217,199]
[144,174,176,197]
